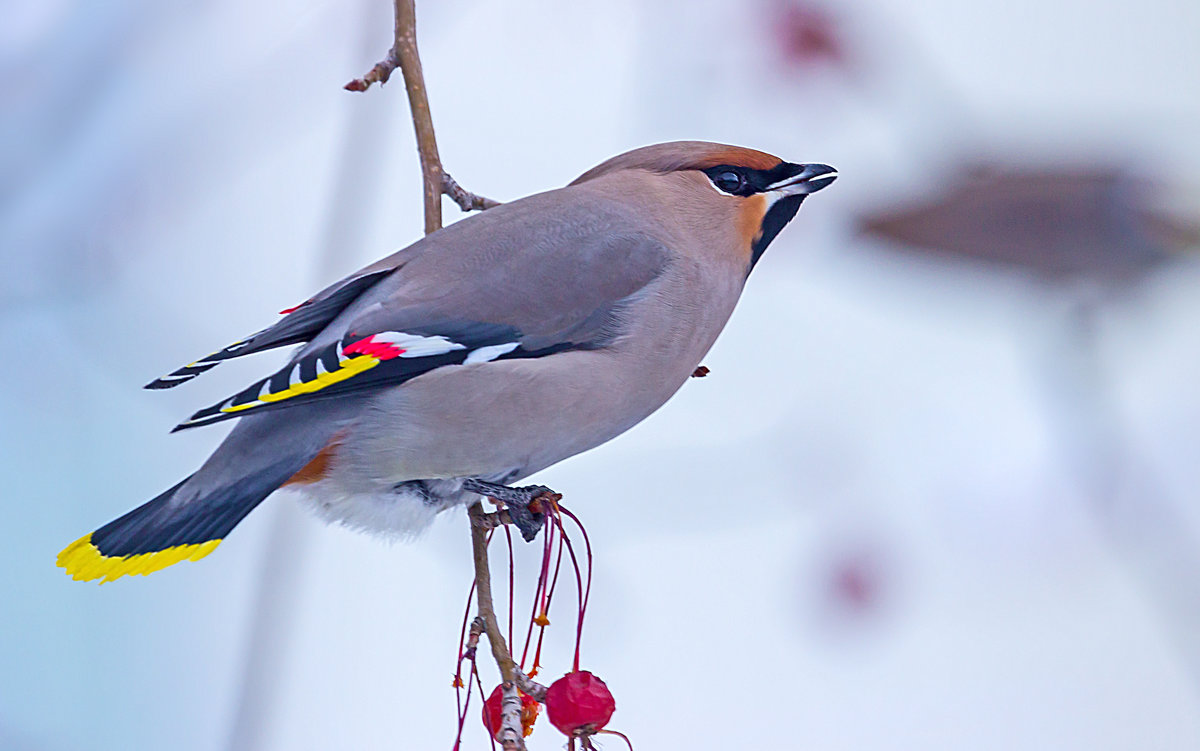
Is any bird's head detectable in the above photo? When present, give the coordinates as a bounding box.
[572,141,836,268]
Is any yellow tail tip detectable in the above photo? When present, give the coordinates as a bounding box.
[56,533,221,584]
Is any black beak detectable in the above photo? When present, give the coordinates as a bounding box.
[774,163,838,195]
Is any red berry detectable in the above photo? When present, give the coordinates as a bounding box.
[482,685,539,740]
[544,671,616,736]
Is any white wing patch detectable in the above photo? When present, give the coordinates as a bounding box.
[464,342,521,365]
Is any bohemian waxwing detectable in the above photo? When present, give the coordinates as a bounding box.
[58,141,837,582]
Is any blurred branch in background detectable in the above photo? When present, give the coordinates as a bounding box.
[859,163,1200,685]
[223,4,401,750]
[859,165,1198,283]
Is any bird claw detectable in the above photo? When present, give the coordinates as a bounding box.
[463,479,559,541]
[507,493,548,542]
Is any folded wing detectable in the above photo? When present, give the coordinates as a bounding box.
[173,323,535,430]
[167,210,672,431]
[145,269,394,389]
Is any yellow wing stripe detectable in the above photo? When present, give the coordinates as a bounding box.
[219,354,381,414]
[56,533,221,584]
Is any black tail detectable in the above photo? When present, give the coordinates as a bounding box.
[57,457,303,583]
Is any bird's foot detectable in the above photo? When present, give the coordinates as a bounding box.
[463,479,561,541]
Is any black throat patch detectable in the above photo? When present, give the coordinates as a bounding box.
[751,194,804,268]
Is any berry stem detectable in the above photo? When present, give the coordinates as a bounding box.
[559,504,594,643]
[504,525,515,649]
[550,506,586,672]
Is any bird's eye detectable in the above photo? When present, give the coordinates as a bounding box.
[713,170,745,194]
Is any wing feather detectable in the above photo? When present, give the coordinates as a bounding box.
[145,269,393,389]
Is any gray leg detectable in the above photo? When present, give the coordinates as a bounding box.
[462,479,558,541]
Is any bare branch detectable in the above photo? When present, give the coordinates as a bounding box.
[345,0,499,234]
[499,682,523,751]
[348,3,518,744]
[390,0,443,234]
[470,502,526,750]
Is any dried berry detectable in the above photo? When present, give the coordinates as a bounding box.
[544,671,616,736]
[482,685,539,739]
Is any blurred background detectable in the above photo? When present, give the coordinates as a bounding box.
[4,0,1200,748]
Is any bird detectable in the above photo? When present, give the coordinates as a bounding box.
[57,141,837,583]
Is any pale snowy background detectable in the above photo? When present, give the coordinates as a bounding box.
[3,0,1200,749]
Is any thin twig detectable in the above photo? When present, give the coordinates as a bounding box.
[444,172,502,212]
[452,617,486,749]
[465,616,485,658]
[513,668,548,704]
[475,508,515,530]
[345,0,499,233]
